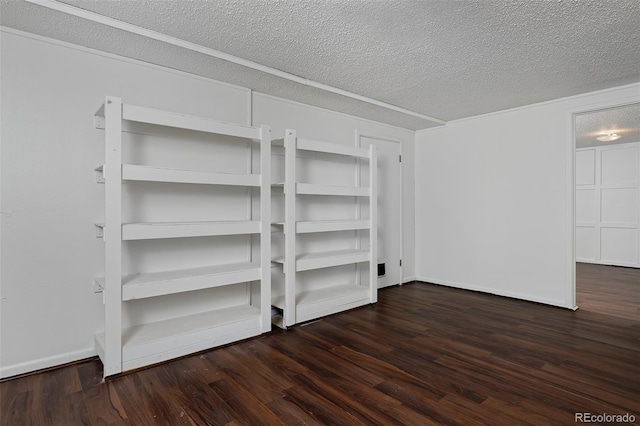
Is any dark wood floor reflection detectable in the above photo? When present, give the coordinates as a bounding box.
[576,262,639,321]
[2,267,638,425]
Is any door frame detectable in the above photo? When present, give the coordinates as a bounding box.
[565,87,640,310]
[356,130,405,286]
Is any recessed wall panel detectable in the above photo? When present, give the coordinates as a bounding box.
[576,149,596,185]
[601,228,637,264]
[576,189,596,222]
[601,147,637,185]
[601,188,638,224]
[576,227,596,260]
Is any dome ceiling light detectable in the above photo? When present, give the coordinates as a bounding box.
[596,131,621,142]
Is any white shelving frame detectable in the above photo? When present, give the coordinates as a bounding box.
[94,96,271,377]
[272,129,377,328]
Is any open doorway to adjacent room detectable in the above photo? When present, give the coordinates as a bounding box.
[574,103,640,321]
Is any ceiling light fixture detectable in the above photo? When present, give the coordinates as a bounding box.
[596,131,621,142]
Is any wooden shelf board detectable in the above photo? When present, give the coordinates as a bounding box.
[117,220,260,240]
[95,304,261,371]
[296,183,369,197]
[122,164,260,186]
[296,219,370,234]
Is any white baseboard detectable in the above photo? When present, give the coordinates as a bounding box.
[0,347,97,379]
[402,276,416,283]
[576,259,640,269]
[415,276,573,309]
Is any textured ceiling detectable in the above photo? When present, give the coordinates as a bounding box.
[2,0,640,130]
[575,103,640,149]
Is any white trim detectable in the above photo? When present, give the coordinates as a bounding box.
[0,24,3,381]
[0,26,249,93]
[253,91,423,134]
[403,276,416,283]
[0,348,96,379]
[22,0,445,126]
[246,89,253,127]
[2,27,425,134]
[576,259,640,269]
[416,82,640,135]
[566,107,578,310]
[577,140,640,151]
[416,276,575,310]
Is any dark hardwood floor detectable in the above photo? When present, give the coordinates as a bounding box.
[2,265,638,425]
[576,262,639,322]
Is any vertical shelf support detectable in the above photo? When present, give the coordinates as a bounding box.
[103,96,123,376]
[368,144,378,303]
[260,125,272,332]
[283,129,297,327]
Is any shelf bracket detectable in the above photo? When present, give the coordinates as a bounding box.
[95,224,104,239]
[95,165,105,183]
[93,277,104,293]
[94,115,105,129]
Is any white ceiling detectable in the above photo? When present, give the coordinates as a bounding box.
[575,103,640,149]
[1,0,639,130]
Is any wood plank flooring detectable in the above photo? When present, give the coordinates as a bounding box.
[2,264,638,425]
[576,262,639,321]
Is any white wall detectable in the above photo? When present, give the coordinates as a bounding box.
[415,84,640,309]
[0,29,415,377]
[576,142,640,267]
[0,29,250,378]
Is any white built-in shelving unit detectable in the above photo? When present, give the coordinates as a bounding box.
[94,96,271,377]
[271,130,377,328]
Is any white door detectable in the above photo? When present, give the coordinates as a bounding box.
[360,136,403,288]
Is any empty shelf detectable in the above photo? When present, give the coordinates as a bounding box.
[272,283,370,324]
[296,219,370,234]
[273,248,370,272]
[95,262,261,300]
[95,304,261,372]
[119,221,259,240]
[297,137,370,158]
[122,164,260,186]
[296,183,369,197]
[96,221,260,240]
[121,104,261,140]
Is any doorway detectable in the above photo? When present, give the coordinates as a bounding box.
[359,134,403,288]
[574,103,640,318]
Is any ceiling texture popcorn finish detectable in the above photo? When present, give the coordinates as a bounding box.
[1,0,639,130]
